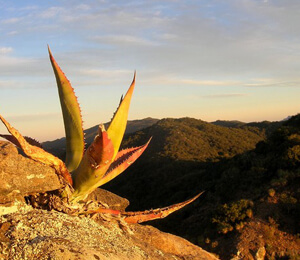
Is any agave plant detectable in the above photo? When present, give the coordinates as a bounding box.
[0,47,202,223]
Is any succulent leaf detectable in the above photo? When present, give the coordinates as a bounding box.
[70,74,138,202]
[123,192,203,224]
[79,192,203,224]
[107,72,136,160]
[71,125,115,202]
[0,134,42,148]
[0,113,73,185]
[96,138,151,187]
[86,124,114,168]
[48,46,84,173]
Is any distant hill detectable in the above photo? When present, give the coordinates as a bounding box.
[102,117,271,211]
[43,117,159,157]
[103,117,271,208]
[120,117,268,162]
[211,120,246,128]
[212,119,282,136]
[101,116,299,259]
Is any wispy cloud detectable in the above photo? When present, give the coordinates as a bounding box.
[7,31,18,36]
[244,79,300,88]
[38,6,64,19]
[202,93,249,99]
[2,17,21,24]
[80,69,133,77]
[180,79,241,86]
[93,35,159,46]
[0,47,13,55]
[0,55,44,77]
[4,112,60,122]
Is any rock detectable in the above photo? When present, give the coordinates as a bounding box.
[0,141,62,204]
[255,246,266,260]
[86,188,130,211]
[0,204,219,260]
[132,224,218,260]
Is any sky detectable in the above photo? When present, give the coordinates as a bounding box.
[1,0,300,141]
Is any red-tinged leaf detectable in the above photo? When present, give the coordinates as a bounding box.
[96,138,151,187]
[86,124,114,169]
[70,125,115,202]
[0,113,73,185]
[122,192,203,224]
[80,208,121,216]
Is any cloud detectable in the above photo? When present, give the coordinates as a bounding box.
[75,4,91,11]
[38,6,64,19]
[0,47,13,54]
[2,17,20,24]
[4,112,60,122]
[0,80,20,89]
[0,55,46,77]
[93,35,159,46]
[244,79,300,88]
[179,79,241,86]
[202,93,249,98]
[7,31,17,36]
[80,69,132,77]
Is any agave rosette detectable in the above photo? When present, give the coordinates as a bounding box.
[0,47,202,223]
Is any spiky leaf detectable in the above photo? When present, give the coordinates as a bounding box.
[48,46,84,172]
[80,192,203,224]
[96,138,151,187]
[123,192,203,224]
[107,73,136,160]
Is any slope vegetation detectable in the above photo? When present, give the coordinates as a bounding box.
[104,116,299,259]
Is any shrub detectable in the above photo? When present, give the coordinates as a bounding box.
[212,199,254,234]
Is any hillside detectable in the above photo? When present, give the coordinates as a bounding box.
[120,117,271,161]
[101,117,270,216]
[101,116,299,259]
[104,117,269,205]
[43,117,159,158]
[212,120,281,136]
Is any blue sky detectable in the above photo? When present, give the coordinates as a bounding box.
[1,0,300,141]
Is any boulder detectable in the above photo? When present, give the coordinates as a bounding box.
[0,141,62,204]
[86,188,130,211]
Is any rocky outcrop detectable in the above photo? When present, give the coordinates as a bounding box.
[0,205,218,260]
[0,141,61,204]
[0,141,218,259]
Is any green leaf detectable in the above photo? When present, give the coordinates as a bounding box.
[48,46,84,172]
[107,73,136,160]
